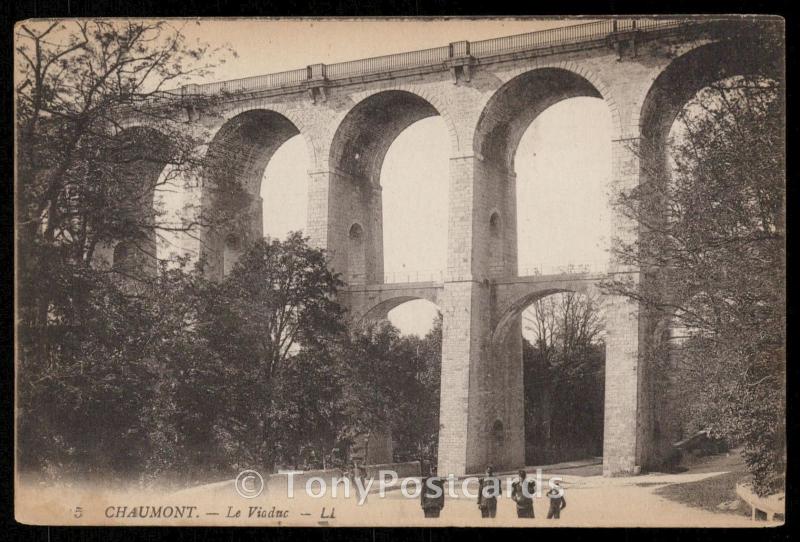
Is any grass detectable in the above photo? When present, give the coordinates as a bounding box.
[654,451,749,517]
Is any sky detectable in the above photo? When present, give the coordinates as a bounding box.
[178,19,613,336]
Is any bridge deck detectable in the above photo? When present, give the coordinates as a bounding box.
[173,19,698,98]
[343,271,611,293]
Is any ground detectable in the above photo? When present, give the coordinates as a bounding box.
[653,449,750,517]
[15,450,783,527]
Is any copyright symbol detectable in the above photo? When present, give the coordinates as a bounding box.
[235,469,264,499]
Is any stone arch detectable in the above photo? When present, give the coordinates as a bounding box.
[637,31,782,166]
[214,102,320,171]
[205,108,305,196]
[328,89,452,184]
[492,283,600,349]
[359,295,441,324]
[320,85,461,171]
[473,65,618,173]
[200,108,312,278]
[323,89,455,285]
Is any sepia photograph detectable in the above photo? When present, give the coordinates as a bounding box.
[13,15,786,527]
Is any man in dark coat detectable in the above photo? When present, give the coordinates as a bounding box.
[546,480,567,519]
[477,466,500,518]
[511,469,536,518]
[420,467,445,518]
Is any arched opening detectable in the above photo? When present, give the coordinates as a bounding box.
[494,290,606,468]
[474,68,612,277]
[359,296,443,466]
[515,98,611,274]
[203,109,309,279]
[260,134,310,240]
[639,37,781,176]
[522,291,605,466]
[329,90,449,285]
[381,117,449,283]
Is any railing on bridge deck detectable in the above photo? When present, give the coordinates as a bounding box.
[517,261,608,277]
[167,18,695,99]
[348,263,608,286]
[181,67,310,96]
[326,46,452,79]
[382,269,445,284]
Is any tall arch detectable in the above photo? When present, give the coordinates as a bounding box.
[639,32,782,178]
[327,90,448,285]
[200,108,309,279]
[472,67,613,280]
[475,68,606,175]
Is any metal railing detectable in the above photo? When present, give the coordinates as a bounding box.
[181,68,310,96]
[326,46,451,79]
[517,261,608,277]
[382,270,445,284]
[176,18,694,98]
[470,20,615,57]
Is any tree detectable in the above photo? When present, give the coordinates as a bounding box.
[604,56,785,493]
[389,316,442,466]
[522,292,605,463]
[338,316,442,467]
[198,234,346,473]
[16,257,220,484]
[14,20,236,484]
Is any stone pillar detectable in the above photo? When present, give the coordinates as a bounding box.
[364,183,384,284]
[602,292,643,475]
[306,171,338,249]
[307,169,383,286]
[601,136,649,476]
[437,154,524,476]
[199,189,263,281]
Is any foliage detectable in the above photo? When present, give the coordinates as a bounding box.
[521,293,605,463]
[341,316,442,466]
[197,234,346,474]
[605,69,785,495]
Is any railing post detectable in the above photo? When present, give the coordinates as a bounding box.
[309,63,327,80]
[450,40,469,57]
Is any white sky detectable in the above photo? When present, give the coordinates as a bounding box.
[182,19,613,336]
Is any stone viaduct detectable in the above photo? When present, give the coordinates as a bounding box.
[114,18,781,477]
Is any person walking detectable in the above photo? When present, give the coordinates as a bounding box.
[546,480,567,519]
[511,469,536,518]
[477,466,500,518]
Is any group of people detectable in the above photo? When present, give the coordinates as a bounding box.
[420,466,567,520]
